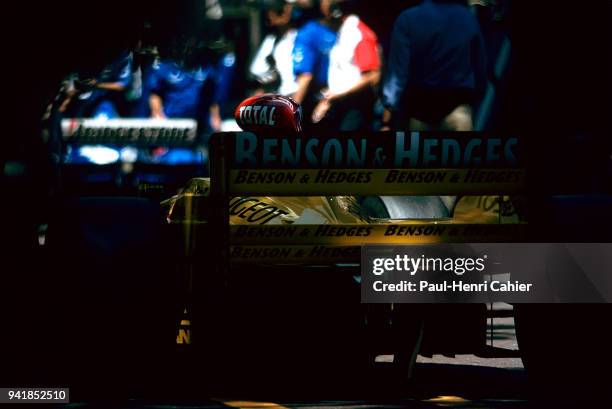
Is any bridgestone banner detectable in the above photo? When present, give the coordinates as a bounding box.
[61,118,198,146]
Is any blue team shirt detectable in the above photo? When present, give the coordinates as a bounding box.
[78,51,132,118]
[146,60,216,119]
[292,20,337,87]
[96,51,132,88]
[214,52,236,111]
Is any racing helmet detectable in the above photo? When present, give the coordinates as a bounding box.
[234,94,303,134]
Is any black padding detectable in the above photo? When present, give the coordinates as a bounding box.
[35,197,179,389]
[537,195,612,241]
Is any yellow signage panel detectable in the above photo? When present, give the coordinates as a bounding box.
[228,169,525,195]
[230,223,526,245]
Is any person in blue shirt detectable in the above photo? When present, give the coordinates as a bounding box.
[125,22,162,118]
[148,61,215,119]
[382,0,487,131]
[72,51,133,119]
[292,0,381,132]
[126,45,160,118]
[59,50,134,165]
[209,47,237,130]
[130,42,235,125]
[147,35,222,134]
[143,35,230,164]
[291,1,339,123]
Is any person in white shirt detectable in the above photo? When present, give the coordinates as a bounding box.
[249,0,299,96]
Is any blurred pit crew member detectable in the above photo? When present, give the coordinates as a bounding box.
[199,0,237,129]
[148,35,221,132]
[382,0,487,131]
[208,40,237,131]
[381,2,488,359]
[127,44,160,118]
[126,23,161,118]
[144,35,229,164]
[292,0,381,131]
[56,49,135,165]
[288,0,320,27]
[70,50,133,119]
[249,0,299,96]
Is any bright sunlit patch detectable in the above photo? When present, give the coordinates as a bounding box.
[220,401,289,409]
[424,395,471,404]
[374,354,393,363]
[120,147,138,163]
[78,145,120,165]
[221,118,243,132]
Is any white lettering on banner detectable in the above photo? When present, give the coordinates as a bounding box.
[239,105,277,126]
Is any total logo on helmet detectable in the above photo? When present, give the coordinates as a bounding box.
[234,94,302,134]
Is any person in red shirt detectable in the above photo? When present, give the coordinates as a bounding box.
[296,0,381,131]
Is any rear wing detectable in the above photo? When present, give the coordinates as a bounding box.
[205,131,526,266]
[210,131,524,196]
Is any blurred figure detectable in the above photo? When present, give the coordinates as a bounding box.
[147,35,221,134]
[198,0,237,123]
[291,0,337,114]
[126,23,161,118]
[70,51,133,119]
[143,34,224,164]
[126,44,160,118]
[249,0,299,96]
[288,0,320,28]
[292,0,381,131]
[209,42,237,129]
[382,0,487,131]
[55,48,135,165]
[204,0,223,20]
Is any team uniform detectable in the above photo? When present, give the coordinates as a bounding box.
[292,19,338,118]
[214,52,237,117]
[141,54,235,164]
[146,60,216,120]
[65,51,133,164]
[293,20,338,87]
[146,53,235,124]
[326,15,381,131]
[293,16,380,131]
[127,53,160,118]
[75,51,133,119]
[328,15,380,97]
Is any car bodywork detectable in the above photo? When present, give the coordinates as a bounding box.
[162,130,525,357]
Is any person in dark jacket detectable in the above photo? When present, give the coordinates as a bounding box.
[382,0,487,130]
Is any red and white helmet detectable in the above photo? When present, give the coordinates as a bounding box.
[234,94,302,134]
